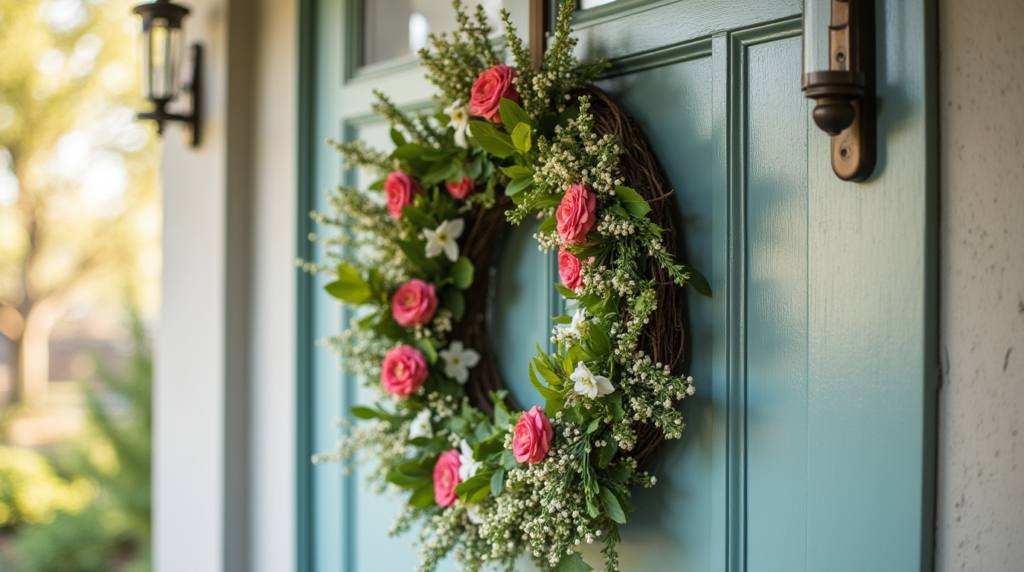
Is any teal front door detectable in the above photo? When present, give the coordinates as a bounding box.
[296,1,937,571]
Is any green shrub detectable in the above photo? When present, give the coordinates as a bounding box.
[0,447,92,528]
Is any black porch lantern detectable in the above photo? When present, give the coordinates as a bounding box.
[133,0,202,146]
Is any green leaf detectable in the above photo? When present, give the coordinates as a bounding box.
[490,469,506,497]
[609,463,632,484]
[493,399,512,429]
[614,185,652,217]
[551,314,573,324]
[390,128,407,147]
[545,396,564,417]
[396,239,442,275]
[539,214,558,233]
[391,143,430,160]
[505,176,534,197]
[451,256,475,290]
[600,487,628,524]
[685,266,713,297]
[615,487,635,512]
[499,97,533,133]
[501,449,518,470]
[455,471,496,503]
[586,417,601,434]
[597,437,619,468]
[469,153,485,179]
[350,406,379,420]
[588,324,611,355]
[368,178,385,191]
[529,364,561,400]
[511,122,532,153]
[469,121,517,158]
[553,552,593,572]
[566,345,586,366]
[562,407,583,426]
[408,483,435,508]
[554,283,577,299]
[607,392,624,422]
[416,338,438,364]
[532,357,561,385]
[533,193,564,209]
[401,205,438,229]
[324,264,372,304]
[500,165,533,179]
[441,288,466,321]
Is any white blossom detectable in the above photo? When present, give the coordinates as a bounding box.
[465,502,484,524]
[570,362,614,399]
[439,340,480,384]
[459,439,481,482]
[561,308,587,338]
[444,100,470,148]
[408,408,433,440]
[424,218,464,262]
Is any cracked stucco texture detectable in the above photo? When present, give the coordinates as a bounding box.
[936,0,1024,570]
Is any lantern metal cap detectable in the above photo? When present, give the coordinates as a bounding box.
[133,0,190,29]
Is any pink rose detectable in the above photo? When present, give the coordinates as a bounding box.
[513,406,553,464]
[433,449,462,507]
[385,172,423,219]
[380,346,428,397]
[391,279,438,327]
[445,175,476,199]
[556,183,598,245]
[558,247,583,291]
[469,64,520,123]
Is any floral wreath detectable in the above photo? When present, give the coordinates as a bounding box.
[303,2,709,570]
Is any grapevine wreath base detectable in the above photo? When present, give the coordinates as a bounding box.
[302,2,709,571]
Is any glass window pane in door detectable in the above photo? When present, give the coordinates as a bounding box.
[362,0,528,67]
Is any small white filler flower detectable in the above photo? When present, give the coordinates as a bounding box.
[570,361,615,399]
[424,218,464,262]
[444,100,471,148]
[458,439,482,482]
[439,340,480,384]
[408,408,433,440]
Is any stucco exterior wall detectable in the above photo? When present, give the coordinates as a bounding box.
[935,1,1024,570]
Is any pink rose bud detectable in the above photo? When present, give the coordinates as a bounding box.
[384,172,423,219]
[558,247,584,291]
[380,346,429,397]
[433,449,462,507]
[556,183,598,245]
[445,175,476,199]
[513,406,553,464]
[391,279,439,327]
[469,64,520,124]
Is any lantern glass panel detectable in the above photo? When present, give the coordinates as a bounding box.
[141,17,183,101]
[802,0,829,79]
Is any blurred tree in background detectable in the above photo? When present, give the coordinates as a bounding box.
[0,312,152,571]
[0,0,160,406]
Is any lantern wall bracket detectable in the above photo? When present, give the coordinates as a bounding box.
[138,43,202,147]
[802,0,876,181]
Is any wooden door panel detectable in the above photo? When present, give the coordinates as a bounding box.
[299,1,937,570]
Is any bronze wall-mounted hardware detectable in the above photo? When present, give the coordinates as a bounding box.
[802,0,876,181]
